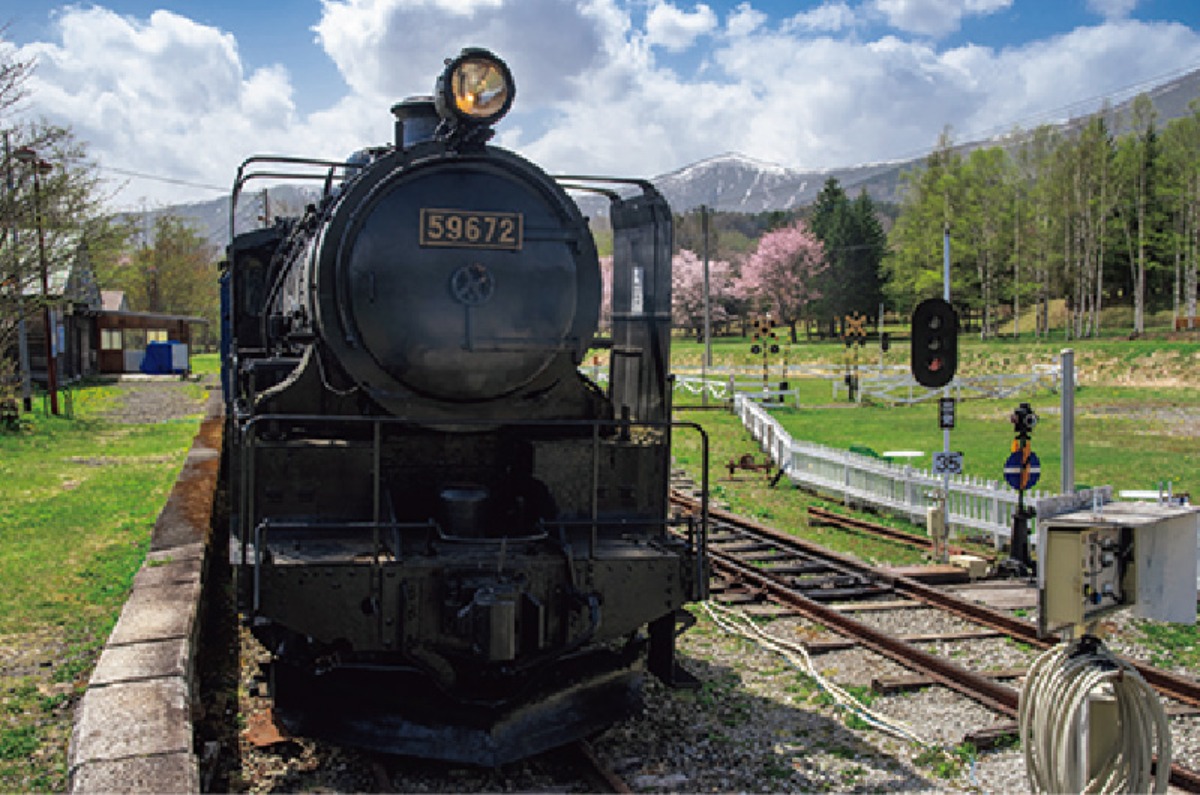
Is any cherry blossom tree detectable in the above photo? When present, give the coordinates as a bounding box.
[671,248,735,340]
[735,220,827,340]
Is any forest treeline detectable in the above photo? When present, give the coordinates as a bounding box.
[665,93,1200,341]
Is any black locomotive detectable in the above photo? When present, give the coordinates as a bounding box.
[220,49,708,764]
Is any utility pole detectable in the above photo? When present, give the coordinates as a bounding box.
[701,204,711,406]
[701,204,711,367]
[939,223,952,561]
[14,147,58,416]
[4,133,33,411]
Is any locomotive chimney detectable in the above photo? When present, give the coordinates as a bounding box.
[391,96,438,149]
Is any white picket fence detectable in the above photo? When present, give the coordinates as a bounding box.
[733,393,1108,547]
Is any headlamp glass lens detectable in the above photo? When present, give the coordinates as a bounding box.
[452,57,510,119]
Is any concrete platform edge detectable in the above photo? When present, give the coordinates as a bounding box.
[67,386,223,794]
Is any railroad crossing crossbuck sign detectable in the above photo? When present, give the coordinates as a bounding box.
[843,312,868,346]
[1003,450,1041,491]
[750,317,779,355]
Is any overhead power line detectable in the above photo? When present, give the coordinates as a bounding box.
[100,165,227,193]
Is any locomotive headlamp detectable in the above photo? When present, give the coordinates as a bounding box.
[436,48,514,126]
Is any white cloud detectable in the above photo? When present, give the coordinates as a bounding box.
[521,11,1200,179]
[1087,0,1139,20]
[16,8,304,206]
[872,0,1013,38]
[9,0,1200,212]
[725,2,766,37]
[947,20,1200,135]
[645,2,718,52]
[313,0,606,105]
[785,2,858,34]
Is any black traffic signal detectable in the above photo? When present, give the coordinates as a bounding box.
[910,298,958,388]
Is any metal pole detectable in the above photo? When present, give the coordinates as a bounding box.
[700,205,705,367]
[878,301,885,369]
[1061,348,1075,494]
[940,224,951,558]
[701,205,711,405]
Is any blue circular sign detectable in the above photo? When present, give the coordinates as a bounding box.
[1004,450,1040,490]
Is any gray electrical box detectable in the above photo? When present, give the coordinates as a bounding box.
[1037,501,1198,638]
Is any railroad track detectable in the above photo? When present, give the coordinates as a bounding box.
[671,489,1200,792]
[806,504,997,563]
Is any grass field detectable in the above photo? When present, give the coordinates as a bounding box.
[668,335,1198,493]
[0,383,206,792]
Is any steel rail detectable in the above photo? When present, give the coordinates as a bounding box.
[709,548,1020,715]
[564,740,631,793]
[806,505,996,562]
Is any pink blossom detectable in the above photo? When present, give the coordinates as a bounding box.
[735,220,827,332]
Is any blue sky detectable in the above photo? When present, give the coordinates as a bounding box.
[5,0,1200,208]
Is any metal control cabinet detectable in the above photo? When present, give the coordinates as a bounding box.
[1037,502,1198,638]
[1041,524,1134,629]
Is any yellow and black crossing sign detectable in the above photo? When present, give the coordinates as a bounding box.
[843,312,868,347]
[750,317,780,355]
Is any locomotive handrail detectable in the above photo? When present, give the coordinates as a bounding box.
[238,413,709,603]
[550,174,661,195]
[230,154,360,240]
[557,183,621,202]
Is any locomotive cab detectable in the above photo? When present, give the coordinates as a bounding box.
[222,49,707,765]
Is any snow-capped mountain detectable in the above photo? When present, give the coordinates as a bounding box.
[650,151,907,214]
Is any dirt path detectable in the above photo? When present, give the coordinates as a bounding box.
[94,377,213,424]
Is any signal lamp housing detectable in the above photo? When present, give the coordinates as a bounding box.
[910,297,958,388]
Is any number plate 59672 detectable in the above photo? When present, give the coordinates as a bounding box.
[419,209,522,251]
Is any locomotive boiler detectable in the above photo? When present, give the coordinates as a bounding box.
[220,48,708,764]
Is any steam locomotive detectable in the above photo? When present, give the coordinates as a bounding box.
[220,49,708,765]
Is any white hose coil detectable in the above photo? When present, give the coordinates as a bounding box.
[1019,636,1172,794]
[700,601,927,745]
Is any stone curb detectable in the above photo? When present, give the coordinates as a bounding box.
[67,387,223,794]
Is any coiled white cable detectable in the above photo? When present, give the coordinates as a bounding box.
[1019,635,1172,794]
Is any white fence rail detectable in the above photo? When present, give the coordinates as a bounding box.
[847,365,1063,405]
[668,363,1064,406]
[733,394,1108,547]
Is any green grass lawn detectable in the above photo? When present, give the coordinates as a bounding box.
[190,351,220,376]
[760,386,1197,497]
[0,385,206,792]
[668,336,1199,498]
